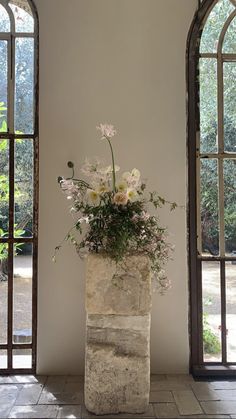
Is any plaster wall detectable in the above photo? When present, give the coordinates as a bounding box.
[35,0,197,374]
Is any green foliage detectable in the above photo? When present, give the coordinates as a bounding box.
[203,313,221,355]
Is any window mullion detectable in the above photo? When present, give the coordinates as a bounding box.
[217,54,225,258]
[196,133,202,255]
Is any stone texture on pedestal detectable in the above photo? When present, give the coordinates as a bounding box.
[86,253,151,315]
[85,254,151,415]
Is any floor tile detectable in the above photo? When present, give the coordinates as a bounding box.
[209,381,236,390]
[150,381,190,391]
[0,375,47,385]
[215,390,236,400]
[201,401,236,414]
[15,384,43,405]
[64,382,84,392]
[9,404,59,418]
[66,376,84,383]
[149,390,174,403]
[0,385,21,405]
[153,402,180,418]
[173,390,203,415]
[43,381,66,393]
[38,390,84,405]
[175,416,231,418]
[150,375,167,382]
[57,405,82,418]
[191,382,221,401]
[166,374,194,382]
[46,376,68,384]
[0,404,13,419]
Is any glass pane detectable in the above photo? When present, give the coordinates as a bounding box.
[0,41,8,133]
[14,139,34,237]
[0,4,10,32]
[202,261,222,362]
[13,349,32,369]
[15,38,34,134]
[13,243,32,344]
[224,160,236,255]
[0,243,8,344]
[200,0,235,53]
[200,159,219,256]
[226,261,236,362]
[224,62,236,153]
[9,3,34,33]
[200,59,218,153]
[0,139,9,235]
[0,350,7,369]
[223,15,236,53]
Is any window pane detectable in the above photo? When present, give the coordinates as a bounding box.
[15,38,34,134]
[200,0,235,53]
[202,261,222,362]
[14,139,34,237]
[200,159,219,256]
[0,4,10,32]
[9,3,34,33]
[13,349,32,369]
[0,41,8,133]
[0,139,9,235]
[226,261,236,362]
[0,351,7,369]
[223,15,236,53]
[224,62,236,153]
[224,159,236,255]
[13,243,32,344]
[199,59,218,153]
[0,244,8,344]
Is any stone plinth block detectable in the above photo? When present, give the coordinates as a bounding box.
[85,254,152,415]
[86,253,151,316]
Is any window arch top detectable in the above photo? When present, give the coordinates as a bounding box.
[222,14,236,52]
[0,3,10,31]
[200,0,235,53]
[0,0,34,34]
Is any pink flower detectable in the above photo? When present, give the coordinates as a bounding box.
[97,123,117,139]
[113,192,128,206]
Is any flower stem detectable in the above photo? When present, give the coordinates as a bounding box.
[107,138,116,192]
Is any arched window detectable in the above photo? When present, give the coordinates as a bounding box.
[188,0,236,377]
[0,0,38,373]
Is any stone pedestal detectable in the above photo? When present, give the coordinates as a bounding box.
[85,254,151,415]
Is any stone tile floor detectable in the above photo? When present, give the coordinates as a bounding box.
[1,374,236,418]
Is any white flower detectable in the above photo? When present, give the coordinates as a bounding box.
[81,157,101,177]
[116,180,128,192]
[122,168,141,188]
[87,189,100,206]
[97,123,117,139]
[96,182,110,194]
[127,188,138,202]
[100,165,120,175]
[60,178,79,199]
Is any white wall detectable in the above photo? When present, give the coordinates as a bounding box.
[35,0,197,374]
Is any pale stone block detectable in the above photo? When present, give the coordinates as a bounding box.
[173,390,203,415]
[15,384,43,405]
[87,314,150,357]
[153,402,180,418]
[86,254,151,315]
[9,405,59,418]
[85,344,150,415]
[85,253,151,415]
[201,401,236,414]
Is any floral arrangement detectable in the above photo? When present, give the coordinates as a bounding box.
[54,124,177,294]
